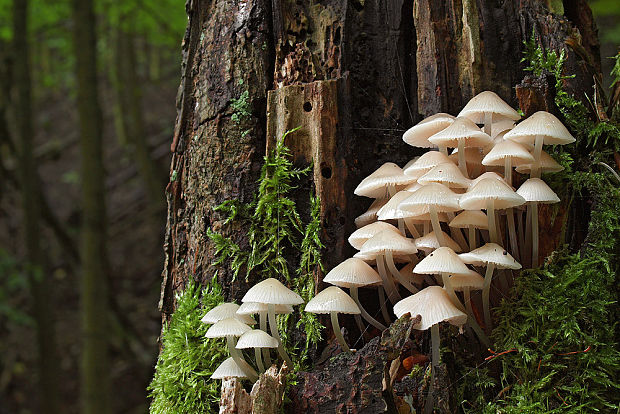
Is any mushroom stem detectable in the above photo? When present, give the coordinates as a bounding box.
[457,139,468,177]
[386,251,418,294]
[429,206,446,247]
[426,323,440,414]
[331,311,351,352]
[532,202,539,267]
[482,263,496,332]
[377,286,392,324]
[460,286,490,346]
[483,112,493,136]
[532,134,543,179]
[423,221,430,236]
[464,287,473,315]
[439,145,448,156]
[506,208,520,261]
[404,218,421,238]
[267,304,293,367]
[227,336,258,382]
[440,272,465,312]
[468,226,476,251]
[259,312,272,366]
[517,209,525,258]
[397,218,406,236]
[255,348,265,373]
[504,157,512,186]
[524,204,533,266]
[351,287,386,331]
[377,254,401,303]
[486,199,499,245]
[447,212,469,252]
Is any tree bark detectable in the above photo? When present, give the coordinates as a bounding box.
[72,0,111,412]
[159,0,601,411]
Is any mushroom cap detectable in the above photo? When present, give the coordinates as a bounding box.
[393,286,468,330]
[414,231,463,253]
[399,183,462,215]
[460,178,525,210]
[349,221,401,249]
[428,117,493,148]
[354,162,415,198]
[323,258,383,288]
[449,210,488,229]
[468,172,507,188]
[399,262,427,285]
[403,113,455,148]
[418,162,472,189]
[352,251,411,264]
[449,269,484,291]
[201,303,257,325]
[413,246,470,275]
[376,191,417,220]
[236,302,293,316]
[211,357,248,379]
[205,317,252,338]
[403,151,453,178]
[354,198,388,228]
[482,140,535,166]
[516,178,560,204]
[448,147,484,167]
[235,329,279,349]
[491,119,516,138]
[515,150,564,174]
[458,242,521,269]
[241,278,304,305]
[359,230,418,256]
[304,286,361,315]
[457,91,521,124]
[503,111,575,145]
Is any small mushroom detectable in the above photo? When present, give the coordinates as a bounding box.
[305,286,361,352]
[354,197,389,228]
[457,90,521,136]
[403,150,454,179]
[201,302,256,325]
[235,329,278,373]
[402,113,455,153]
[354,162,415,199]
[205,318,257,382]
[211,357,248,380]
[449,210,488,251]
[348,221,401,249]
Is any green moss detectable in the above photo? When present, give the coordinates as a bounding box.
[230,90,251,124]
[148,278,227,414]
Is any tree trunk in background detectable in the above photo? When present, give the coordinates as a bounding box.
[72,0,111,412]
[159,0,600,410]
[12,1,59,412]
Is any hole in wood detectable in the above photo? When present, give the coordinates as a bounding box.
[303,101,312,112]
[321,164,332,179]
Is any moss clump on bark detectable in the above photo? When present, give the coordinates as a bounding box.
[148,279,227,414]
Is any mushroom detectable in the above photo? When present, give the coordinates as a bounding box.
[393,286,467,414]
[235,329,278,373]
[448,210,488,251]
[376,190,421,237]
[516,178,560,267]
[348,221,401,249]
[399,182,462,247]
[201,302,256,325]
[359,230,419,300]
[205,318,257,382]
[403,150,453,179]
[459,243,521,331]
[448,147,484,178]
[354,162,416,199]
[241,278,304,367]
[414,231,463,255]
[323,258,387,331]
[402,113,455,154]
[449,269,490,346]
[503,111,575,178]
[305,286,361,352]
[428,117,492,177]
[354,197,389,228]
[514,149,564,175]
[211,357,248,381]
[457,90,521,136]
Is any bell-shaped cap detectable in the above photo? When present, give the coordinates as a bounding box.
[458,242,521,269]
[354,163,415,198]
[399,183,461,215]
[359,230,418,256]
[491,119,515,138]
[414,231,463,253]
[449,210,488,229]
[428,117,492,148]
[399,262,427,285]
[448,147,484,168]
[376,191,418,220]
[503,111,575,145]
[403,113,455,148]
[516,178,560,204]
[205,317,251,338]
[403,151,453,178]
[482,140,535,166]
[201,303,256,325]
[413,246,470,275]
[393,286,467,330]
[304,286,360,315]
[211,357,248,379]
[323,258,382,288]
[235,329,279,349]
[449,269,484,291]
[349,221,400,249]
[354,198,388,228]
[457,91,521,124]
[460,178,524,210]
[515,150,564,174]
[241,278,304,305]
[236,302,293,316]
[468,172,507,188]
[418,162,471,188]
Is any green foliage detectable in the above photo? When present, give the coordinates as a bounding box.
[230,90,252,124]
[206,128,323,369]
[148,278,228,414]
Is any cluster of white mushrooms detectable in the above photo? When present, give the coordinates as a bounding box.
[205,91,575,411]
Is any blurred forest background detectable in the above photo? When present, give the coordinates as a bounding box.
[0,0,616,413]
